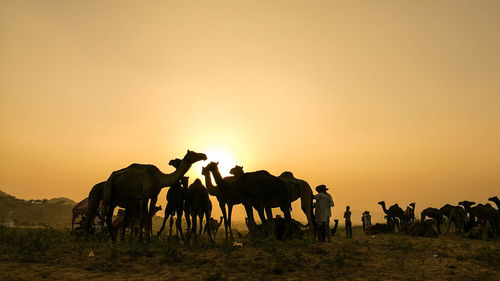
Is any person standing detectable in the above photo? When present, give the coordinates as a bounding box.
[344,206,352,238]
[362,211,372,233]
[313,184,334,242]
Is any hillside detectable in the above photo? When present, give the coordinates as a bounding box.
[0,190,75,229]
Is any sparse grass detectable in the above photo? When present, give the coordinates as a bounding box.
[1,227,499,280]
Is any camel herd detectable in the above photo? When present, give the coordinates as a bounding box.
[374,198,500,240]
[83,150,316,242]
[82,149,499,243]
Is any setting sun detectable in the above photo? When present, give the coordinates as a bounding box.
[203,147,238,178]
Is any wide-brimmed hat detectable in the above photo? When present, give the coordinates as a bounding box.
[315,184,328,192]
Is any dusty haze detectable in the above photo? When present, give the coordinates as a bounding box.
[1,1,499,223]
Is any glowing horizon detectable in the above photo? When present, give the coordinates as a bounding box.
[1,1,499,223]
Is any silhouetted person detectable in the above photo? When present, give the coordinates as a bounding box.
[362,211,372,233]
[344,206,352,238]
[313,184,334,242]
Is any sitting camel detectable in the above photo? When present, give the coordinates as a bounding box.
[460,200,499,239]
[366,223,394,235]
[420,207,443,234]
[408,221,438,237]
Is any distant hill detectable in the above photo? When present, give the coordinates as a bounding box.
[0,190,76,229]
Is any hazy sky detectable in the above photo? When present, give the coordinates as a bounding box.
[1,1,499,223]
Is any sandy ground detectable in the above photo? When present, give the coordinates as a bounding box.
[0,226,499,281]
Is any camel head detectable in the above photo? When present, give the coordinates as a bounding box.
[183,150,207,165]
[410,203,416,208]
[377,201,385,206]
[279,171,294,178]
[458,200,475,208]
[201,166,209,176]
[230,165,244,177]
[489,196,499,203]
[204,161,220,173]
[181,176,189,188]
[191,178,203,188]
[169,158,181,169]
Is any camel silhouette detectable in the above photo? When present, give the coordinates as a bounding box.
[204,216,223,238]
[459,200,499,239]
[489,196,500,212]
[403,203,416,223]
[102,150,206,241]
[378,201,405,231]
[83,181,105,235]
[202,162,244,240]
[231,167,292,236]
[420,207,443,234]
[157,176,189,240]
[184,178,213,243]
[231,167,316,235]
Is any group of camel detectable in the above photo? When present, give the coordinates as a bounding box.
[375,198,500,240]
[82,149,499,243]
[83,150,317,242]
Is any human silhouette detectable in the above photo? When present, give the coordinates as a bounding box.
[313,184,334,242]
[344,206,352,238]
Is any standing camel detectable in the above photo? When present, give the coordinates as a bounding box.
[202,162,243,240]
[231,167,316,235]
[204,216,223,238]
[102,150,207,241]
[83,181,105,235]
[378,201,405,231]
[157,176,189,239]
[420,207,443,234]
[184,178,213,243]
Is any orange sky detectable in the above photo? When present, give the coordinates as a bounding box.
[1,1,499,223]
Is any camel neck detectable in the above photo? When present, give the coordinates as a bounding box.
[158,159,192,188]
[203,173,218,196]
[211,167,224,186]
[380,203,388,214]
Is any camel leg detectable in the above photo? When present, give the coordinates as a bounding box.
[264,207,274,238]
[104,205,115,241]
[169,214,175,237]
[198,212,204,236]
[157,208,170,237]
[148,197,157,236]
[205,211,213,243]
[175,209,185,242]
[280,204,292,240]
[227,204,235,240]
[219,202,229,240]
[244,203,256,235]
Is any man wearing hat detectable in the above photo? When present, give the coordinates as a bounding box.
[313,184,334,242]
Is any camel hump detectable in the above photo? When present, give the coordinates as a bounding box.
[279,171,294,178]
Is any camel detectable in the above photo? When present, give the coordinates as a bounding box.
[202,162,244,240]
[102,150,207,241]
[438,204,466,235]
[204,216,223,238]
[489,196,500,212]
[459,200,480,233]
[460,200,499,239]
[231,166,316,235]
[230,167,292,236]
[403,203,416,223]
[420,207,443,234]
[184,178,213,243]
[408,221,438,237]
[366,223,393,235]
[83,181,105,235]
[378,201,405,231]
[156,176,189,239]
[444,206,467,235]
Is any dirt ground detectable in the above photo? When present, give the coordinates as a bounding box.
[0,226,499,281]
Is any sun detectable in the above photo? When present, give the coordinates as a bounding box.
[204,147,238,178]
